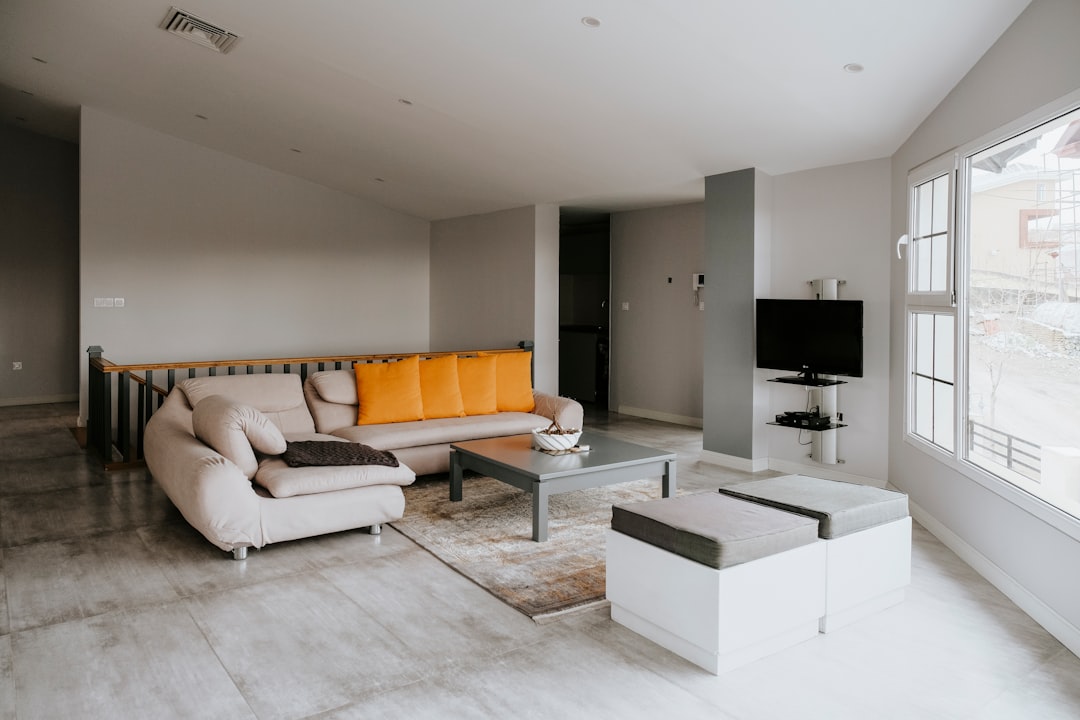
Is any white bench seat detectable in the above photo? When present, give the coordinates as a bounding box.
[718,475,911,632]
[606,492,825,675]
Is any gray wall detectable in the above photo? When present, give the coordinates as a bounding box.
[428,204,559,393]
[532,204,559,394]
[609,203,704,424]
[888,0,1080,654]
[0,125,79,406]
[79,107,431,422]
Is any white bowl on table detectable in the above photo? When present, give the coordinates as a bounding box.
[531,428,582,452]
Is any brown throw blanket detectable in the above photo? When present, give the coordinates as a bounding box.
[281,440,399,468]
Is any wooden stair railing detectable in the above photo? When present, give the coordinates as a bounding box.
[86,341,534,470]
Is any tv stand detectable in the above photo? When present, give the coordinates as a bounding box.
[764,278,853,464]
[768,376,846,387]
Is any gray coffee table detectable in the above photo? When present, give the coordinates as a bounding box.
[449,432,676,542]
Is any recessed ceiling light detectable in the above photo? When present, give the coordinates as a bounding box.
[843,63,864,74]
[581,16,601,28]
[31,56,47,64]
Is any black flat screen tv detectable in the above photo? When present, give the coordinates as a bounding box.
[755,299,863,379]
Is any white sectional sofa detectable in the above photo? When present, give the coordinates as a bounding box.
[144,351,584,558]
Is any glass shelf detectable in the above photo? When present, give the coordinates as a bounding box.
[767,422,847,431]
[767,376,847,387]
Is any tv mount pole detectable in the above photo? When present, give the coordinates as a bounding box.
[807,278,845,464]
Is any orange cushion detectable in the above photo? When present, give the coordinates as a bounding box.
[418,355,466,419]
[354,355,424,425]
[457,355,498,415]
[493,351,535,412]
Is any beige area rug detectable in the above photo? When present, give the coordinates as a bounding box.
[390,474,671,621]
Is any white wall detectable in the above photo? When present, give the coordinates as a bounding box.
[889,0,1080,654]
[769,159,891,482]
[610,202,705,426]
[428,205,558,393]
[0,125,79,406]
[79,107,430,420]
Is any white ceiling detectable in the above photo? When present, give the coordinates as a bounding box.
[0,0,1031,221]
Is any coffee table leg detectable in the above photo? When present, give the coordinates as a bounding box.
[533,480,549,542]
[662,460,677,497]
[450,450,463,502]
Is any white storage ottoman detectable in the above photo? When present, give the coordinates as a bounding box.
[719,474,911,633]
[606,492,825,675]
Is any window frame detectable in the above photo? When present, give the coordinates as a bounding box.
[903,88,1080,542]
[905,153,960,456]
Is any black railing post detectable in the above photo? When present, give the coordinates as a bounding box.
[141,369,154,461]
[118,371,131,461]
[86,346,113,462]
[519,339,535,384]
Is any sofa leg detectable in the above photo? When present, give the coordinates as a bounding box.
[231,546,248,561]
[369,524,382,536]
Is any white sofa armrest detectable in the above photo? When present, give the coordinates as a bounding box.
[145,392,264,552]
[532,391,584,431]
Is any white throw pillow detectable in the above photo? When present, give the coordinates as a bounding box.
[191,395,287,479]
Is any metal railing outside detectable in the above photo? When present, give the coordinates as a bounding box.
[967,419,1042,482]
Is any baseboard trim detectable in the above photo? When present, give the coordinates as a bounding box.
[0,393,78,408]
[767,458,886,488]
[910,498,1080,660]
[617,405,703,428]
[700,450,769,473]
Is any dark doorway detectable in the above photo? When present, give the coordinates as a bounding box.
[558,211,610,408]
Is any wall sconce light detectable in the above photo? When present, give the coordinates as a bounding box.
[895,234,909,260]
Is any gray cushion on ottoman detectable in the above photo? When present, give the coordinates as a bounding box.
[717,475,909,539]
[611,492,819,570]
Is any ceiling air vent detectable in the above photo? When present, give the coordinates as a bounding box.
[159,7,240,54]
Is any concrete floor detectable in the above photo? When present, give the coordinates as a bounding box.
[1,402,1078,719]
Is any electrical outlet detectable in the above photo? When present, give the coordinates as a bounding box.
[12,361,22,371]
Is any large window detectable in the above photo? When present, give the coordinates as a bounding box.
[907,102,1080,522]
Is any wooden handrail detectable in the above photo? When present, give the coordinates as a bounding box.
[85,342,535,470]
[87,346,525,374]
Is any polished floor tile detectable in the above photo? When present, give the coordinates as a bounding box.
[319,545,544,668]
[11,604,256,719]
[0,635,12,720]
[0,553,8,636]
[1,402,1078,720]
[184,573,425,719]
[0,428,82,462]
[4,530,179,631]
